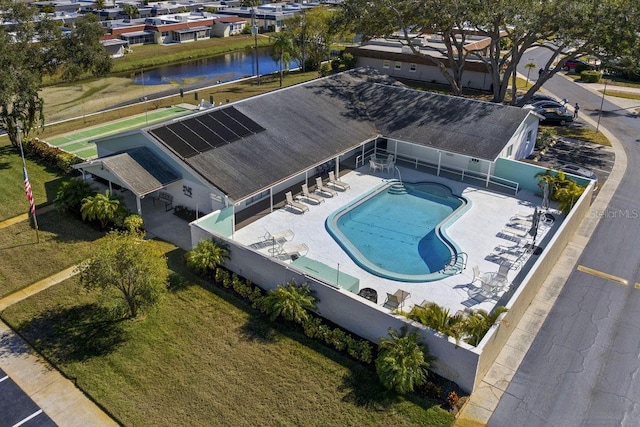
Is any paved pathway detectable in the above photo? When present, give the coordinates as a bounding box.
[0,212,117,426]
[455,73,629,426]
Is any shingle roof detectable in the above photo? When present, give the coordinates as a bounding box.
[76,147,180,197]
[146,68,531,201]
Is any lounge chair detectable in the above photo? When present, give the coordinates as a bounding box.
[502,225,529,238]
[299,183,324,204]
[315,177,337,197]
[272,242,309,260]
[285,191,309,214]
[327,171,350,190]
[263,229,294,243]
[383,289,410,310]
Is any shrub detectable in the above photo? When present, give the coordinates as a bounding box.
[215,268,230,286]
[123,214,144,233]
[302,317,323,339]
[331,58,341,71]
[330,328,347,351]
[24,138,83,173]
[320,63,331,77]
[342,52,356,68]
[581,70,602,83]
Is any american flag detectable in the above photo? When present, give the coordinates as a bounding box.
[23,167,35,216]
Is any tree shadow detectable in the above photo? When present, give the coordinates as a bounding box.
[31,209,104,243]
[237,315,279,343]
[338,367,447,413]
[12,303,127,363]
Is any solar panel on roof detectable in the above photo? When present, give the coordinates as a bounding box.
[187,119,227,148]
[198,114,238,143]
[149,106,266,159]
[221,107,265,133]
[168,122,212,153]
[211,109,252,139]
[149,127,198,158]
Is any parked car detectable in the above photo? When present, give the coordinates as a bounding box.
[562,58,597,72]
[535,107,574,125]
[523,100,567,110]
[558,164,598,183]
[517,93,560,105]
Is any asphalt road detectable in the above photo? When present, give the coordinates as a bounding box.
[490,49,640,426]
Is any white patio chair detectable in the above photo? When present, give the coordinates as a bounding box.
[284,191,309,214]
[315,177,337,197]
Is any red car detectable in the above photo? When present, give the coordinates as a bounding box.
[562,59,596,71]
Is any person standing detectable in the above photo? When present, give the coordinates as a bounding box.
[574,103,580,119]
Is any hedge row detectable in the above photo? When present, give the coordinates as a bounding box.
[213,268,374,364]
[24,138,83,174]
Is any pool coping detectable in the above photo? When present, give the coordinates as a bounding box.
[325,180,470,282]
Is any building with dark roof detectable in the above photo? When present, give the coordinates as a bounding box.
[75,68,540,219]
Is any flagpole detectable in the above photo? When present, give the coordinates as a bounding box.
[17,127,39,243]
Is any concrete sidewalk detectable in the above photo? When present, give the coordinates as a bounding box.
[455,74,627,426]
[0,321,118,427]
[0,264,117,426]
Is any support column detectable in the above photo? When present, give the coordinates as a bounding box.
[335,155,340,178]
[136,196,142,216]
[108,181,113,193]
[437,151,442,176]
[269,187,273,213]
[485,161,493,188]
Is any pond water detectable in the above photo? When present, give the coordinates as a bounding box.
[132,48,298,85]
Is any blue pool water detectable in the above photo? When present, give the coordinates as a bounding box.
[326,182,467,282]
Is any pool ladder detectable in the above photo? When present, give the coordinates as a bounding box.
[441,252,467,275]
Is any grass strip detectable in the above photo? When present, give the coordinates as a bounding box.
[1,240,453,427]
[0,210,104,297]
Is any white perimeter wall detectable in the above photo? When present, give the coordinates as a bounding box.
[473,182,595,389]
[190,224,480,392]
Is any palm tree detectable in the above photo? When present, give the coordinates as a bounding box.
[80,190,122,229]
[54,178,96,215]
[463,306,509,347]
[535,170,586,213]
[408,302,466,341]
[270,31,295,87]
[375,326,435,394]
[185,238,230,278]
[261,281,316,324]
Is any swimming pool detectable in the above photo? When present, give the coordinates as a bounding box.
[326,181,468,282]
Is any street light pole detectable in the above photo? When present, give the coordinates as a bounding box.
[596,79,608,132]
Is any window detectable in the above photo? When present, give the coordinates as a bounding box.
[382,60,390,69]
[409,63,417,72]
[506,145,514,157]
[395,61,402,70]
[245,189,270,206]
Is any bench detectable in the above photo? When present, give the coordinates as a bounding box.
[154,191,173,211]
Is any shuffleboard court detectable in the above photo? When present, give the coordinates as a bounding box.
[47,105,195,159]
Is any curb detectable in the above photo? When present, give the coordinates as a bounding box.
[455,77,627,426]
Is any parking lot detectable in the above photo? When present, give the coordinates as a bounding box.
[0,368,55,427]
[528,136,615,185]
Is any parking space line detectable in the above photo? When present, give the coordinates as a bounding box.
[12,409,43,427]
[0,375,7,382]
[577,265,628,285]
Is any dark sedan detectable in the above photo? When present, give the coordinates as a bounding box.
[535,107,574,125]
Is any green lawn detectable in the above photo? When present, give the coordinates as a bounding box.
[0,210,104,297]
[1,240,453,427]
[540,125,611,146]
[598,89,640,101]
[0,138,72,221]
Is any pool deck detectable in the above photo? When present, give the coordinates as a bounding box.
[232,165,560,314]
